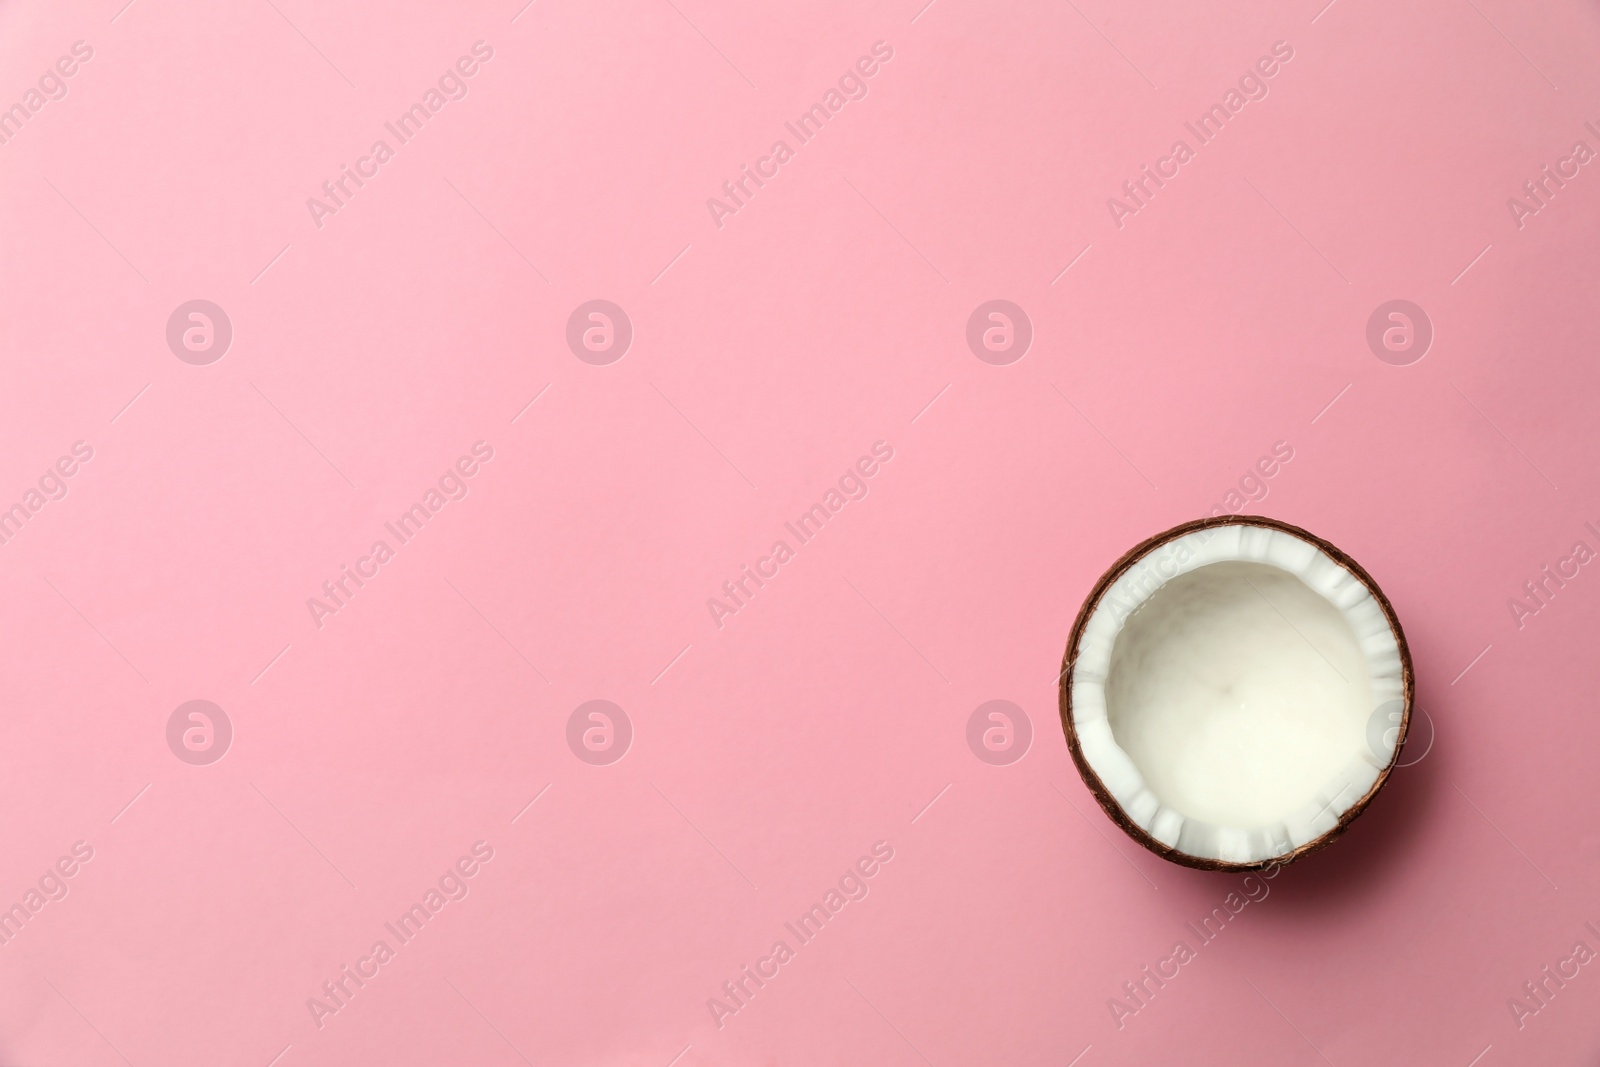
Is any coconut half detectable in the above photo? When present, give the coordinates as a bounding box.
[1059,516,1413,871]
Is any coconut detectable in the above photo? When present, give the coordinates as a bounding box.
[1059,516,1413,871]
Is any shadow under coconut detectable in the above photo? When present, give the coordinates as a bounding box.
[1153,711,1446,920]
[1262,730,1446,917]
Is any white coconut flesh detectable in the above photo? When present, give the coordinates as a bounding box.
[1071,524,1406,865]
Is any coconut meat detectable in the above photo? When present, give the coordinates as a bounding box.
[1070,524,1406,865]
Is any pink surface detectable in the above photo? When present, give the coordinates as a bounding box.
[0,0,1597,1063]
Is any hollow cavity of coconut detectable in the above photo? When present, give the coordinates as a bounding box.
[1060,516,1413,871]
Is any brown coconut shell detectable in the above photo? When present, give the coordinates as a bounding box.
[1057,515,1415,872]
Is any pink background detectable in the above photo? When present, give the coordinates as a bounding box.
[0,0,1598,1063]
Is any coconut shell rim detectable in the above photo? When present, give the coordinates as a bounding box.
[1057,514,1416,873]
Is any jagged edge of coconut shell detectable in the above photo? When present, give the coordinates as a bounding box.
[1057,515,1415,873]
